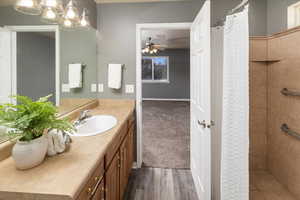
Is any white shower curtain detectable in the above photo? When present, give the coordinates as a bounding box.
[221,6,249,200]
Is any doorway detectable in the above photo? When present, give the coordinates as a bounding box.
[141,28,191,169]
[3,25,60,105]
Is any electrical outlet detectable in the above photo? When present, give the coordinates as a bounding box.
[98,84,104,93]
[62,84,70,92]
[125,84,135,94]
[91,84,97,92]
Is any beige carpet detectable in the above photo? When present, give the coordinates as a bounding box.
[142,101,190,169]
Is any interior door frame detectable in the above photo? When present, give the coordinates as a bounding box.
[135,22,192,168]
[5,25,60,106]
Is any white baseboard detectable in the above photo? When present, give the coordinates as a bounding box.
[142,98,190,102]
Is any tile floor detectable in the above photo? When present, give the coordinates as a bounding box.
[250,171,297,200]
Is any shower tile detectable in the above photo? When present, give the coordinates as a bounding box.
[250,191,266,200]
[250,39,267,61]
[251,171,297,200]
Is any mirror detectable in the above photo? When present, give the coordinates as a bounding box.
[0,5,98,144]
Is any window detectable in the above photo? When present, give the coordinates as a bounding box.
[288,1,300,29]
[142,56,169,83]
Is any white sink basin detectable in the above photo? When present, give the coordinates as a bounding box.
[70,115,117,137]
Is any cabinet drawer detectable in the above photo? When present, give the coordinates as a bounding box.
[77,159,105,200]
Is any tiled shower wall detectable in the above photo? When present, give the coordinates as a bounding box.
[267,30,300,199]
[249,38,268,170]
[250,28,300,199]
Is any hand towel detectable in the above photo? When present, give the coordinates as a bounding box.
[108,64,122,89]
[69,63,82,88]
[47,129,72,156]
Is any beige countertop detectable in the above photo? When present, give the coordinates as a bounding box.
[0,99,135,200]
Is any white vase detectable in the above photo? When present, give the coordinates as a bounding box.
[12,134,48,170]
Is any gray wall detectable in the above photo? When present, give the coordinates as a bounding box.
[0,5,98,99]
[212,0,267,36]
[17,32,55,103]
[142,49,190,99]
[267,0,300,35]
[97,0,268,99]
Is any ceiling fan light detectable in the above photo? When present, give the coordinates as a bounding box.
[14,0,41,15]
[153,49,158,53]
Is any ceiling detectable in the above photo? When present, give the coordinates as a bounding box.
[95,0,186,4]
[141,29,190,49]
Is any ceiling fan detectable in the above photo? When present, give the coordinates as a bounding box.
[142,37,166,54]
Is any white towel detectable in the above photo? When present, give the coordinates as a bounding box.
[47,129,72,156]
[68,63,82,88]
[108,64,122,89]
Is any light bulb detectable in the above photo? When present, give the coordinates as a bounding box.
[80,9,90,28]
[145,48,150,53]
[64,19,72,27]
[153,49,158,53]
[41,0,64,14]
[42,0,57,7]
[66,8,75,19]
[14,0,41,15]
[46,8,56,19]
[64,0,79,20]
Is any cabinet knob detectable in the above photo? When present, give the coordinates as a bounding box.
[87,187,92,194]
[94,176,99,181]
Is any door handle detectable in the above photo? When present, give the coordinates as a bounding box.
[207,120,215,129]
[198,120,207,128]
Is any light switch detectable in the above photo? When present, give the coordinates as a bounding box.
[98,84,104,93]
[62,84,70,92]
[91,84,97,92]
[125,84,135,94]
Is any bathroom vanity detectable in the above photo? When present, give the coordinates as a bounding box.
[0,99,135,200]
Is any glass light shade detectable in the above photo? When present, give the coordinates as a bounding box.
[80,9,90,28]
[41,7,59,24]
[64,0,79,20]
[41,0,64,14]
[153,48,158,53]
[14,0,41,15]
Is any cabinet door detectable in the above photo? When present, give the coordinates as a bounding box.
[119,135,128,199]
[105,151,120,200]
[127,126,134,178]
[92,178,105,200]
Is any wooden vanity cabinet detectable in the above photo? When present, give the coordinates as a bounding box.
[76,114,135,200]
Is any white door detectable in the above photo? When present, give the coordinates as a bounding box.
[0,28,13,104]
[190,1,211,199]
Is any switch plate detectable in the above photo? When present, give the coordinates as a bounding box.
[62,84,70,92]
[125,84,135,94]
[98,84,104,93]
[91,84,97,92]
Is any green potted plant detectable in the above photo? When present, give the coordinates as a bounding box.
[0,95,74,170]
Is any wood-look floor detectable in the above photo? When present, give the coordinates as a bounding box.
[123,167,199,200]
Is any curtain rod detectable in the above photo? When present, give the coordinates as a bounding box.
[213,0,249,27]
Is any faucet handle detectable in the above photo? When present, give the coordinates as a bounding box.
[81,110,90,115]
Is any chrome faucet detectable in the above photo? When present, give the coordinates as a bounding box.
[74,110,91,126]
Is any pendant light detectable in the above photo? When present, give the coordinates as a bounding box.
[79,8,90,28]
[63,0,80,28]
[14,0,41,15]
[41,7,59,24]
[41,0,64,13]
